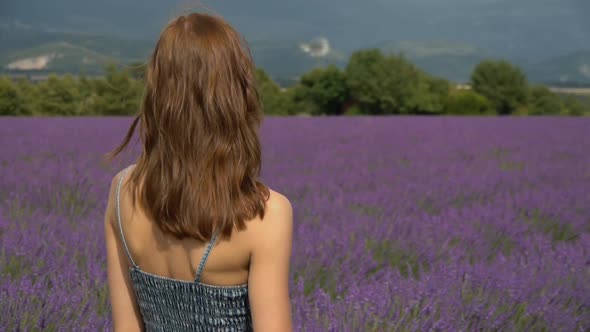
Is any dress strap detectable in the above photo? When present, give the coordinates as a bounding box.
[116,164,138,269]
[195,227,222,282]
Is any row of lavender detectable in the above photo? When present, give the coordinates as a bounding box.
[1,117,589,331]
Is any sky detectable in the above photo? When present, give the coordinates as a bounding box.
[1,0,588,60]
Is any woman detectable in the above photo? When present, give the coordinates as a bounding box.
[103,12,293,331]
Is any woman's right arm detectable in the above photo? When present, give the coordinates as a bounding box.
[248,192,294,332]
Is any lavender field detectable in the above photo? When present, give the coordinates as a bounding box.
[1,117,589,331]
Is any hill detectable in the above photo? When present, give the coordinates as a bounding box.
[378,41,590,86]
[378,41,493,83]
[524,50,590,86]
[2,0,589,61]
[2,27,589,87]
[0,27,347,83]
[0,25,153,75]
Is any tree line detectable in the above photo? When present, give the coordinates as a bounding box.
[0,49,587,116]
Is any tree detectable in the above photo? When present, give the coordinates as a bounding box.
[91,64,143,115]
[77,74,96,115]
[444,90,494,115]
[562,96,587,116]
[255,69,293,115]
[471,60,528,115]
[13,78,35,115]
[528,85,562,115]
[346,49,398,114]
[34,74,81,115]
[127,61,148,81]
[346,49,447,114]
[293,65,349,115]
[406,77,450,115]
[0,77,30,115]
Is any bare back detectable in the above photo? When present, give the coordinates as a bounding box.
[104,12,293,331]
[117,166,269,286]
[108,165,293,331]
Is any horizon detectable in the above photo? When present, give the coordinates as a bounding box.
[1,0,590,85]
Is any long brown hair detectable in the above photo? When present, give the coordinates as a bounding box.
[104,13,269,241]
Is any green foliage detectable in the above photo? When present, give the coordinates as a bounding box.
[346,49,411,114]
[34,74,82,115]
[471,60,528,114]
[0,65,142,116]
[444,90,495,115]
[126,61,148,81]
[346,49,447,114]
[528,85,563,115]
[293,65,349,115]
[560,95,588,116]
[89,64,143,116]
[0,77,30,115]
[295,263,339,300]
[255,69,294,115]
[520,209,579,244]
[407,77,450,115]
[0,50,587,117]
[13,78,36,114]
[2,254,33,280]
[77,74,96,114]
[365,238,428,279]
[343,104,364,116]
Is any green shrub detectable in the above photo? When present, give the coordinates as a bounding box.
[471,60,528,115]
[528,86,562,115]
[0,77,31,115]
[444,90,494,115]
[293,65,349,115]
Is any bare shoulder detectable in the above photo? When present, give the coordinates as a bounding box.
[108,168,130,205]
[109,167,129,192]
[247,188,293,243]
[247,188,294,331]
[112,165,138,197]
[264,189,293,219]
[104,167,134,227]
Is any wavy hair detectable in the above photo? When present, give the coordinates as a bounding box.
[105,13,269,241]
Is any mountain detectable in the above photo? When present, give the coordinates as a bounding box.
[378,41,494,83]
[378,41,590,85]
[0,22,154,74]
[2,27,590,87]
[524,50,590,85]
[2,0,589,61]
[249,39,347,84]
[0,26,347,81]
[2,42,115,74]
[1,13,589,86]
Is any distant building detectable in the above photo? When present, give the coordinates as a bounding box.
[455,84,471,90]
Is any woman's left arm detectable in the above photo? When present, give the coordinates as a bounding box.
[104,174,144,332]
